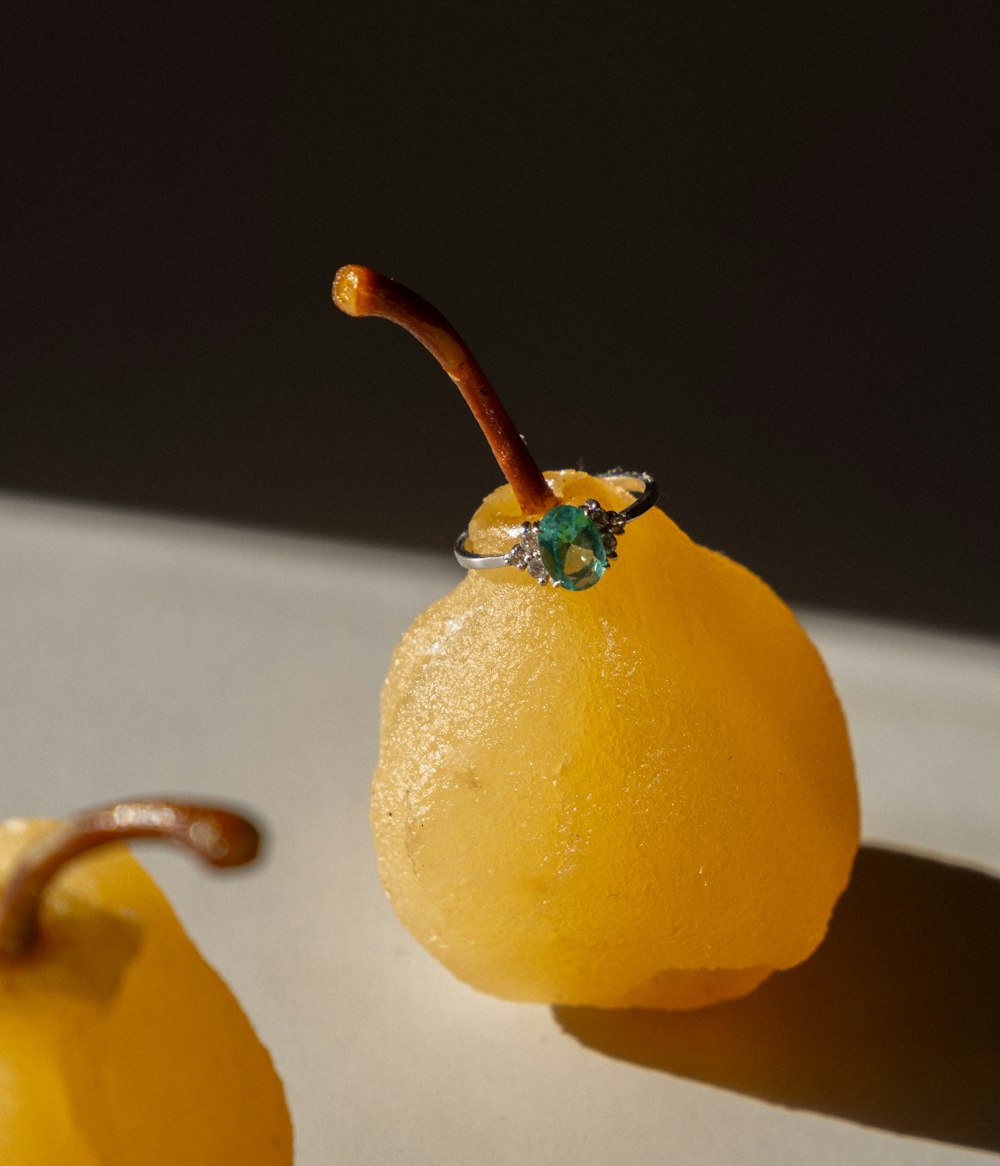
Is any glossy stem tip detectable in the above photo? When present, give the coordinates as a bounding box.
[333,264,555,516]
[0,799,261,959]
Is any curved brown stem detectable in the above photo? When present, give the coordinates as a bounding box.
[0,799,261,960]
[333,264,556,516]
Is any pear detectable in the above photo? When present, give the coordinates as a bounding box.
[0,801,293,1163]
[335,267,859,1010]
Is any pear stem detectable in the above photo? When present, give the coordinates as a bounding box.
[0,799,261,960]
[332,264,556,516]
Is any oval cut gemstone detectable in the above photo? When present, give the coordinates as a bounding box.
[537,505,607,590]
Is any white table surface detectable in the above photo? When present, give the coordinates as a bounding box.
[1,494,997,1165]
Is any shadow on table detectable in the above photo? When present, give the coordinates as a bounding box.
[555,845,1000,1153]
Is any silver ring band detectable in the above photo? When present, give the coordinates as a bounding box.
[454,470,657,590]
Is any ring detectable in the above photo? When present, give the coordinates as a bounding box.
[454,470,658,592]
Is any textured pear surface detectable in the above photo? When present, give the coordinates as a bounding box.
[0,820,293,1164]
[373,471,860,1010]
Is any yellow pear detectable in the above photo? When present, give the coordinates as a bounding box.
[335,266,859,1010]
[0,801,293,1163]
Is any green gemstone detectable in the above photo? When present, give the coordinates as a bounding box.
[538,505,607,591]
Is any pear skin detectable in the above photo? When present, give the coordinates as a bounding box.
[372,471,860,1010]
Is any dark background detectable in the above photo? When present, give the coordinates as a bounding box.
[4,3,998,635]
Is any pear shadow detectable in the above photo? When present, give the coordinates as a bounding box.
[555,845,1000,1152]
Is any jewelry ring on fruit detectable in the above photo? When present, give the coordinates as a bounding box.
[333,264,859,1012]
[454,470,658,591]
